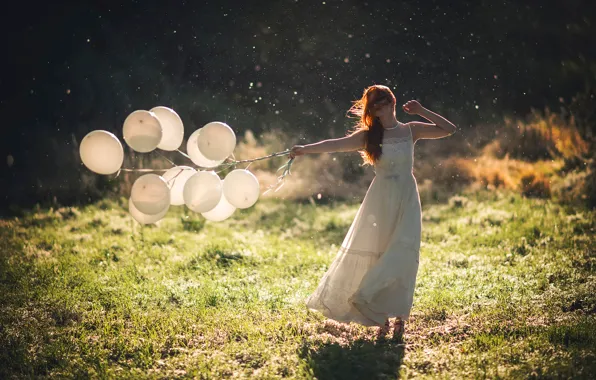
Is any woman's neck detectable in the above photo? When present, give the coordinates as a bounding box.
[379,114,399,129]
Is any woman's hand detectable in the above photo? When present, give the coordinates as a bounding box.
[402,100,425,115]
[289,145,307,159]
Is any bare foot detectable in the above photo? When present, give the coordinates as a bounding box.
[392,319,405,341]
[376,319,391,340]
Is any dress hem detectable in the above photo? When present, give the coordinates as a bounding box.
[306,293,413,327]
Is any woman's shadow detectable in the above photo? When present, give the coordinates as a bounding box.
[298,321,407,380]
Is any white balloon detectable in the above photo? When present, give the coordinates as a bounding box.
[187,128,225,168]
[197,122,236,161]
[201,193,236,222]
[162,166,196,206]
[151,106,184,151]
[131,174,170,215]
[79,130,124,175]
[129,197,169,225]
[123,110,163,152]
[223,169,260,209]
[183,171,222,213]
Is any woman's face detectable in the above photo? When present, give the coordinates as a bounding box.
[369,92,394,117]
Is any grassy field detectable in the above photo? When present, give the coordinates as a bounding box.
[0,190,594,379]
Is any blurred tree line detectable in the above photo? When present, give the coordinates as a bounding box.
[1,0,595,210]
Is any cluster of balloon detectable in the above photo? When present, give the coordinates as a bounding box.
[79,106,261,225]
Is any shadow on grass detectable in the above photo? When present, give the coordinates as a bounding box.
[299,338,406,379]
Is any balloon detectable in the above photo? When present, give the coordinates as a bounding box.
[197,122,236,161]
[123,110,163,152]
[223,169,260,209]
[130,174,170,215]
[151,106,184,151]
[187,128,225,168]
[128,197,169,225]
[201,194,236,222]
[79,130,124,175]
[183,171,223,213]
[162,166,196,206]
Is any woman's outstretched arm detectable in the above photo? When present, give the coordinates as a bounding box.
[403,100,457,141]
[290,129,367,158]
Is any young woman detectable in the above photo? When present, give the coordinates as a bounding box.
[290,84,457,339]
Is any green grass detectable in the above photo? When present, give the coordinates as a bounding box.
[0,191,594,379]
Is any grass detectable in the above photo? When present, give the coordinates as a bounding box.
[0,190,594,379]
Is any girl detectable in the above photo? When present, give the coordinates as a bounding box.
[290,85,456,340]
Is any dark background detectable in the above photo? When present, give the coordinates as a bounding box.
[1,0,595,211]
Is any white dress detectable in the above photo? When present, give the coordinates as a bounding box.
[305,124,422,327]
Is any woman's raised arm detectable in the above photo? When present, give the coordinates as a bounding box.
[402,100,457,142]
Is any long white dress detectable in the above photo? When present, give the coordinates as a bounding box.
[305,124,422,327]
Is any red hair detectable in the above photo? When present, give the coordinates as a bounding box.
[347,85,396,165]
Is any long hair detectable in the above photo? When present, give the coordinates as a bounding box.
[347,85,396,165]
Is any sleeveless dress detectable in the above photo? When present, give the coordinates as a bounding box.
[305,124,422,327]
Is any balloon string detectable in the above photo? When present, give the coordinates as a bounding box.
[119,150,291,171]
[209,149,290,171]
[115,149,294,189]
[176,149,193,161]
[263,157,295,196]
[184,149,292,171]
[119,168,169,172]
[229,149,291,165]
[165,167,185,186]
[173,148,291,169]
[156,151,177,167]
